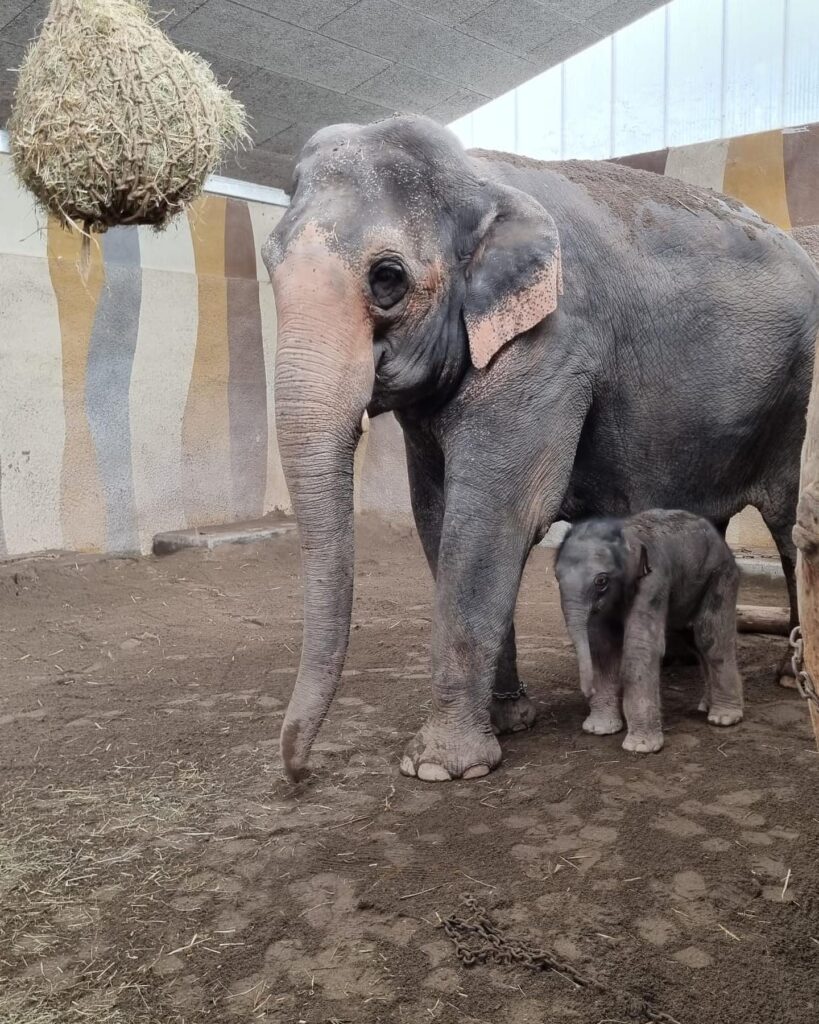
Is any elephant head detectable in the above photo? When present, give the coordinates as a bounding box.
[263,115,563,781]
[554,519,651,690]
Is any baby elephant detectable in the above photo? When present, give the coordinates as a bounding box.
[554,509,743,753]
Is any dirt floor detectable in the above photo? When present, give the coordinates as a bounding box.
[0,516,817,1024]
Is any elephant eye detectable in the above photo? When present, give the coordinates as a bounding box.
[593,573,609,591]
[369,259,409,309]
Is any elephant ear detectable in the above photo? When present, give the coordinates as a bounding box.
[623,528,652,584]
[463,186,563,370]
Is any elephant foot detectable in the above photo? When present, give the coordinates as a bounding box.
[777,650,797,689]
[622,729,664,753]
[583,708,624,735]
[490,693,536,735]
[706,705,743,727]
[400,718,501,782]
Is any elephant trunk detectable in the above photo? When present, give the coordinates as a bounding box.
[272,238,374,781]
[562,602,594,698]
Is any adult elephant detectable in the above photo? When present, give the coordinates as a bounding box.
[264,115,819,783]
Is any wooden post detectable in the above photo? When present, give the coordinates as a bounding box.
[792,333,819,752]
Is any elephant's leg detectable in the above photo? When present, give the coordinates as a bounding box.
[405,428,446,577]
[404,432,534,737]
[665,518,729,668]
[583,619,624,735]
[399,506,536,782]
[490,624,537,735]
[759,497,799,688]
[399,382,587,782]
[692,564,744,726]
[621,584,669,753]
[563,610,621,732]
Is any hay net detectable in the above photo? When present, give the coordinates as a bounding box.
[8,0,251,233]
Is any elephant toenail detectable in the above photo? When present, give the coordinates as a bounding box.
[417,763,452,782]
[462,764,490,779]
[399,756,417,777]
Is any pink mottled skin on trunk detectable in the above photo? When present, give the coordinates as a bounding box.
[271,223,374,781]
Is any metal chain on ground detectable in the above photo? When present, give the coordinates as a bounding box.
[440,894,591,986]
[789,626,819,709]
[440,895,682,1024]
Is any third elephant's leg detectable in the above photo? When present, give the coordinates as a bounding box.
[404,431,535,737]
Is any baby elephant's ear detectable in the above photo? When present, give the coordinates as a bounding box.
[624,530,652,582]
[464,186,562,370]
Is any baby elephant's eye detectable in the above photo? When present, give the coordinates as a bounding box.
[593,573,609,591]
[369,259,409,309]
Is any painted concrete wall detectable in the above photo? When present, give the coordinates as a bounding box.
[0,159,287,556]
[1,120,818,558]
[0,154,410,558]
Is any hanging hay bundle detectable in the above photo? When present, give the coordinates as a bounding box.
[8,0,250,233]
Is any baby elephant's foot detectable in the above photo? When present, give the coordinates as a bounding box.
[490,693,536,735]
[622,729,664,753]
[400,718,501,782]
[707,705,743,727]
[582,708,624,735]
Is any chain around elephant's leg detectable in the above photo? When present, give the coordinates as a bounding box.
[490,624,537,735]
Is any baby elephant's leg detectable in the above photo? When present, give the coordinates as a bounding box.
[583,618,623,735]
[692,562,744,727]
[621,589,668,753]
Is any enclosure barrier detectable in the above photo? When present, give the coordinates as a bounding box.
[793,333,819,750]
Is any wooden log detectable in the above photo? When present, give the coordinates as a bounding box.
[792,329,819,751]
[735,605,791,636]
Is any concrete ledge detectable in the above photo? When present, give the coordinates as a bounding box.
[736,556,784,581]
[153,517,296,556]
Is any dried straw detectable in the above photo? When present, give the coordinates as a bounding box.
[8,0,250,233]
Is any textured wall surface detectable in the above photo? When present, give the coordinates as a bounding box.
[0,159,287,555]
[1,120,817,558]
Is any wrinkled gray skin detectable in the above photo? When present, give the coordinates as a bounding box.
[555,510,743,753]
[262,114,819,784]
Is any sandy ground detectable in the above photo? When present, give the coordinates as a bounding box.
[0,516,817,1024]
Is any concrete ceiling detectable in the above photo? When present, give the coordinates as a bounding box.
[1,0,666,190]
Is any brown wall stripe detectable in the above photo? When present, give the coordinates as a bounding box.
[183,197,233,527]
[225,199,268,520]
[784,125,819,228]
[611,148,669,175]
[723,130,791,230]
[47,220,108,550]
